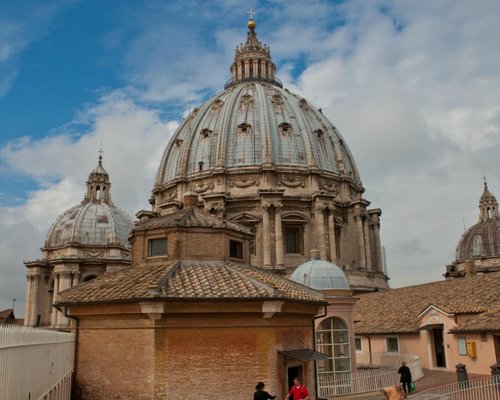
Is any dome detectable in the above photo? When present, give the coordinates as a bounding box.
[290,257,350,290]
[154,20,360,190]
[46,202,133,248]
[45,155,133,249]
[455,180,500,262]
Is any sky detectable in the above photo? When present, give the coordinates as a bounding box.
[1,0,500,315]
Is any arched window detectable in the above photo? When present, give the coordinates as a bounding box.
[316,317,351,396]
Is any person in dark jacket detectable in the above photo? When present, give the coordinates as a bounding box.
[254,382,276,400]
[397,361,412,393]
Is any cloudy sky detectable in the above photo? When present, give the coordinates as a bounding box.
[1,0,500,315]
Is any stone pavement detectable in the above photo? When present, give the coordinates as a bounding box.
[330,368,489,400]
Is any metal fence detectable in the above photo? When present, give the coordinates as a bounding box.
[408,376,500,400]
[0,325,75,400]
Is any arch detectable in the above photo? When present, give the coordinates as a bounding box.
[82,274,98,282]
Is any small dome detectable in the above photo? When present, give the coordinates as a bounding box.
[455,219,500,261]
[45,202,133,248]
[290,257,350,290]
[45,154,133,249]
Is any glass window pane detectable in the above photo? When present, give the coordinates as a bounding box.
[149,238,167,256]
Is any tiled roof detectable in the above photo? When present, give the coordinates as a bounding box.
[58,261,324,305]
[134,208,253,235]
[354,272,500,334]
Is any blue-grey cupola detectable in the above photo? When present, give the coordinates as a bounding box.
[291,253,350,290]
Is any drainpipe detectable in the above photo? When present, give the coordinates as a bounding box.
[364,335,372,364]
[312,304,328,400]
[55,304,80,399]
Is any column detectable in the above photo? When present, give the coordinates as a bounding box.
[72,271,81,287]
[262,201,271,268]
[354,210,366,268]
[328,208,337,263]
[24,275,33,326]
[51,273,59,326]
[274,202,284,268]
[244,60,250,78]
[237,62,243,81]
[363,217,372,271]
[29,275,41,326]
[56,271,72,327]
[372,214,383,273]
[315,202,327,260]
[253,60,258,77]
[261,60,267,79]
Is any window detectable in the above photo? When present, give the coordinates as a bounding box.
[355,337,362,352]
[230,240,243,259]
[316,317,351,395]
[385,336,400,353]
[149,238,167,257]
[457,337,467,355]
[284,227,301,254]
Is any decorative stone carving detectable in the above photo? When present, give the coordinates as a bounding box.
[206,201,225,217]
[314,201,327,211]
[164,189,177,202]
[212,99,224,109]
[261,200,271,210]
[271,93,284,105]
[191,180,215,193]
[174,138,183,147]
[319,180,339,195]
[83,250,104,258]
[229,176,260,188]
[277,175,305,188]
[241,94,253,105]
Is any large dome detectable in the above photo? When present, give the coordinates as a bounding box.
[154,82,360,187]
[45,156,133,249]
[290,256,350,290]
[149,18,388,293]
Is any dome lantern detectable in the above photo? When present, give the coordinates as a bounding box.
[479,177,499,221]
[227,15,281,89]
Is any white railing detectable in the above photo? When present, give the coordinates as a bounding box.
[356,352,424,381]
[318,367,399,397]
[0,325,75,400]
[408,376,500,400]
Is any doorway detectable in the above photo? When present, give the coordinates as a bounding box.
[494,335,500,364]
[432,328,446,367]
[287,365,303,391]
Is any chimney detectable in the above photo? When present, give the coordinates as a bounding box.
[183,192,199,208]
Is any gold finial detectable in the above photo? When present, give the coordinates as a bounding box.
[247,8,256,30]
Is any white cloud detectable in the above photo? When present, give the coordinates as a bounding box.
[0,92,176,312]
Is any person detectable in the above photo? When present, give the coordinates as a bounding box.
[254,382,276,400]
[285,377,310,400]
[382,383,407,400]
[397,361,412,393]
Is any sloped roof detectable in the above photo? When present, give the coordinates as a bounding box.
[0,309,14,324]
[354,272,500,334]
[134,208,253,235]
[57,261,324,305]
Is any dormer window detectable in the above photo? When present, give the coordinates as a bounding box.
[315,129,324,138]
[279,122,292,135]
[271,94,283,104]
[241,94,253,105]
[200,128,212,138]
[238,123,252,135]
[198,161,204,172]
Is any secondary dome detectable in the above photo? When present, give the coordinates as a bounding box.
[291,256,350,290]
[455,180,500,262]
[45,155,133,248]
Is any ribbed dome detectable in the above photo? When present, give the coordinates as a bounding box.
[455,180,500,262]
[45,202,133,248]
[45,156,133,249]
[290,257,350,290]
[154,82,360,188]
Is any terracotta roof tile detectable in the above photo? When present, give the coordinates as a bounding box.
[58,261,324,305]
[354,272,500,334]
